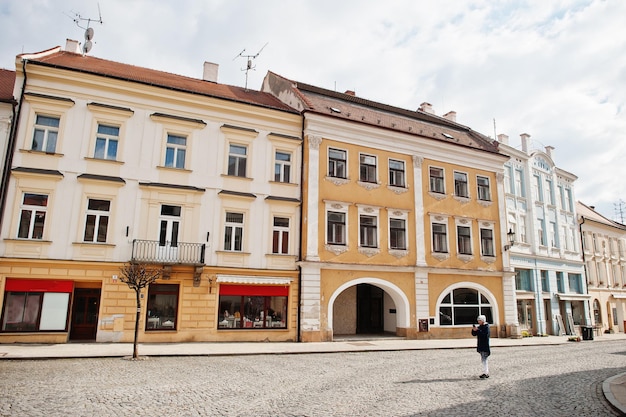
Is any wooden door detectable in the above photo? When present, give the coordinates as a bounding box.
[69,288,100,341]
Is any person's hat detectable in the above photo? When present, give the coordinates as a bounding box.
[477,315,487,323]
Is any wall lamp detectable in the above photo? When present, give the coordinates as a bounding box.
[504,228,516,251]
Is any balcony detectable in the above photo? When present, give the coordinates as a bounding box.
[131,239,206,265]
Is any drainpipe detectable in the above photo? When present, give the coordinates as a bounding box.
[0,59,27,231]
[578,215,591,326]
[296,112,306,343]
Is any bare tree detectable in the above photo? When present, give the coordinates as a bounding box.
[119,262,162,358]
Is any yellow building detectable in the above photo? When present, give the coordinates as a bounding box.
[263,73,514,341]
[0,42,302,344]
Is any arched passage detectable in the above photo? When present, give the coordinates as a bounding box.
[327,278,411,338]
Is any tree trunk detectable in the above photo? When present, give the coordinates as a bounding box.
[133,289,140,358]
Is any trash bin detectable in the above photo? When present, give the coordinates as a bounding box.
[582,325,594,341]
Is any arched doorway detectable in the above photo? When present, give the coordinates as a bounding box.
[328,278,410,339]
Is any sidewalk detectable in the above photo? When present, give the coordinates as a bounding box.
[2,333,626,415]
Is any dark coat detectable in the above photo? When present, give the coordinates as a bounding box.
[471,323,490,355]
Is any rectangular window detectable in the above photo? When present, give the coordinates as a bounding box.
[84,199,110,243]
[540,270,549,292]
[457,225,472,255]
[18,193,48,239]
[164,134,186,169]
[228,144,247,177]
[1,279,72,332]
[359,215,377,248]
[515,269,533,291]
[224,212,244,251]
[389,218,406,250]
[480,228,494,256]
[533,175,542,202]
[272,217,289,254]
[32,115,59,153]
[432,223,448,253]
[545,179,554,205]
[218,285,288,329]
[359,154,377,183]
[389,159,405,187]
[477,176,491,201]
[556,271,565,293]
[550,221,558,247]
[565,188,573,211]
[537,218,546,246]
[159,205,181,248]
[328,148,346,178]
[429,167,445,194]
[504,165,512,194]
[454,172,469,198]
[515,169,524,197]
[519,215,527,243]
[94,124,119,160]
[145,284,179,331]
[568,273,582,294]
[274,151,291,183]
[327,211,346,245]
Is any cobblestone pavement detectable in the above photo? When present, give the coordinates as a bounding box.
[1,340,625,417]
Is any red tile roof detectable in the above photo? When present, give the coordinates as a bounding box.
[267,72,502,154]
[20,49,297,113]
[0,68,16,103]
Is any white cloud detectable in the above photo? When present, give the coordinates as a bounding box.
[1,0,625,219]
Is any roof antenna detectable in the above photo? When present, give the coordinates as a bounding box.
[65,3,103,55]
[233,42,268,90]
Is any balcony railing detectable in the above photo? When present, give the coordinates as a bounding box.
[131,239,206,265]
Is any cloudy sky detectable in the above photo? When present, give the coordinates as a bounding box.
[1,0,625,220]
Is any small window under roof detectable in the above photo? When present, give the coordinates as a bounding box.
[442,133,454,139]
[330,107,341,113]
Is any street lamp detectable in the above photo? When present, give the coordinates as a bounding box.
[504,228,516,251]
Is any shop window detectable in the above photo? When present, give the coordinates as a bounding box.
[145,284,179,330]
[218,285,288,329]
[1,279,72,332]
[438,288,492,326]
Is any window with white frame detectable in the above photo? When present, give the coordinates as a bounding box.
[558,185,565,209]
[432,221,448,253]
[31,115,59,153]
[159,205,181,248]
[389,159,406,187]
[564,188,573,211]
[549,221,558,247]
[274,151,292,183]
[359,154,377,183]
[328,148,347,178]
[429,167,445,194]
[454,171,469,198]
[327,211,346,245]
[457,225,472,255]
[545,179,554,205]
[504,165,512,194]
[533,175,542,202]
[17,193,48,239]
[83,199,110,243]
[359,215,378,248]
[561,225,569,250]
[272,217,289,254]
[537,218,546,246]
[164,134,186,169]
[514,168,524,197]
[438,288,493,326]
[228,144,247,177]
[519,215,527,243]
[477,175,491,201]
[94,124,119,160]
[224,212,244,251]
[389,217,407,250]
[480,227,494,256]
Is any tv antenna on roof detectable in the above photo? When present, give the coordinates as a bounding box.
[65,3,103,55]
[233,42,268,90]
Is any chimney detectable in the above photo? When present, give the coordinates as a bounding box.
[497,133,509,145]
[443,111,456,122]
[520,133,530,154]
[344,90,355,96]
[545,146,554,159]
[65,39,81,54]
[419,102,435,114]
[203,62,219,83]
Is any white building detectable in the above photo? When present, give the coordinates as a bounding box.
[499,133,588,336]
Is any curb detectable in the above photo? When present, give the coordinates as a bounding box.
[603,373,626,416]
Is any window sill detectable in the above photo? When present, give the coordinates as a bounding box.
[480,255,496,263]
[357,181,380,191]
[358,247,380,257]
[4,238,52,244]
[477,199,493,208]
[19,149,64,157]
[72,241,116,247]
[269,181,299,187]
[221,174,252,181]
[325,176,350,186]
[387,185,409,194]
[84,157,124,165]
[157,165,192,173]
[325,244,348,255]
[453,195,470,204]
[389,249,409,258]
[431,252,450,261]
[428,191,447,201]
[457,254,474,263]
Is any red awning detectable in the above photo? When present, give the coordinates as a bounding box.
[5,278,74,293]
[219,284,289,296]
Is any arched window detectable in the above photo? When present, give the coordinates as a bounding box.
[439,288,493,325]
[593,299,602,325]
